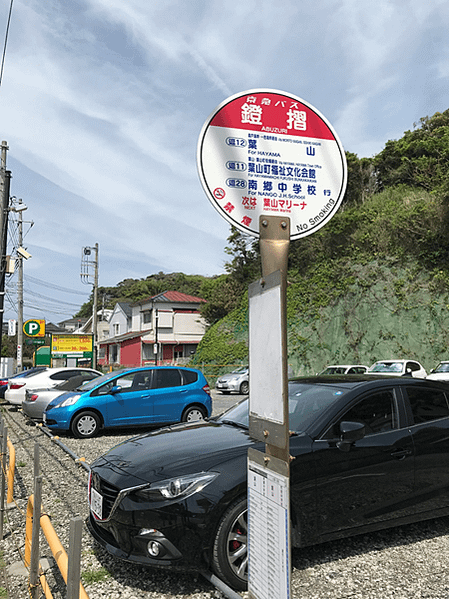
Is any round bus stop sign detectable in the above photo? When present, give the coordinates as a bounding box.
[197,89,347,239]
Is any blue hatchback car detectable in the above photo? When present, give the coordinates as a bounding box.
[43,366,212,438]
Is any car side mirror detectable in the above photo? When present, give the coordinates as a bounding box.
[111,385,122,394]
[337,421,365,452]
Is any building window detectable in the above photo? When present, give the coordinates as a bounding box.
[113,323,120,336]
[110,344,119,363]
[142,310,152,324]
[174,345,183,360]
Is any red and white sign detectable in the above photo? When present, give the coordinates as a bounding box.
[197,89,347,240]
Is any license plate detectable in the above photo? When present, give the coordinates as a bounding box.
[90,487,103,519]
[43,413,46,423]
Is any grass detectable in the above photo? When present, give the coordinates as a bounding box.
[81,567,111,585]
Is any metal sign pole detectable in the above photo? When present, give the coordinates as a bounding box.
[197,88,347,597]
[248,215,291,599]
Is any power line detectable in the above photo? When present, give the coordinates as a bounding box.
[0,0,14,87]
[8,284,82,308]
[24,274,88,296]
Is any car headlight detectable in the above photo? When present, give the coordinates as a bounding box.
[55,394,81,408]
[135,472,218,501]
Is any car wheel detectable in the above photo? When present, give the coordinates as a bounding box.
[239,381,249,395]
[181,405,206,422]
[71,411,101,438]
[212,497,248,591]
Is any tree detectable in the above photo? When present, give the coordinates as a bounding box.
[224,227,260,284]
[343,152,377,207]
[199,275,243,325]
[373,110,449,194]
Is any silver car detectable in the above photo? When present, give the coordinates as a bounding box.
[22,372,101,420]
[215,366,249,395]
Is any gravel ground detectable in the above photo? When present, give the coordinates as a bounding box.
[2,392,449,598]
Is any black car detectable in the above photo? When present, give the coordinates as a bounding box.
[87,375,449,591]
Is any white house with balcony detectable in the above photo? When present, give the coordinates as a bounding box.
[98,291,207,368]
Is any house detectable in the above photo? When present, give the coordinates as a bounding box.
[98,291,207,368]
[58,317,89,332]
[74,308,113,344]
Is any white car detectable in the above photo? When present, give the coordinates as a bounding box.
[318,364,369,375]
[5,367,102,405]
[367,360,427,378]
[426,361,449,381]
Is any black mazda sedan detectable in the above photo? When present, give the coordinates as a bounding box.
[87,375,449,590]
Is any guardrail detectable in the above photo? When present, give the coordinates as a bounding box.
[0,410,241,599]
[0,415,89,599]
[0,421,16,509]
[25,483,88,599]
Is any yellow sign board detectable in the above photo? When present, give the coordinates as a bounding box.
[51,335,93,354]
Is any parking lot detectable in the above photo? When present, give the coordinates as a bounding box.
[2,390,449,599]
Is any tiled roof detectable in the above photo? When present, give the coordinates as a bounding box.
[116,302,132,317]
[133,291,206,305]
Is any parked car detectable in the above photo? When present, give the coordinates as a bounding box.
[426,361,449,381]
[367,359,427,378]
[43,366,211,438]
[318,364,368,375]
[4,367,102,405]
[0,367,47,399]
[87,375,449,590]
[22,371,102,420]
[215,366,249,394]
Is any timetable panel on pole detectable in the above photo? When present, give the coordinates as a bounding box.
[248,448,290,599]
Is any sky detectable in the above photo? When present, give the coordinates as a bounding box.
[0,0,448,324]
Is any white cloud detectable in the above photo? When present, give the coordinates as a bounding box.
[0,0,448,321]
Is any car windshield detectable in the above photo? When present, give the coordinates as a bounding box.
[320,367,346,375]
[370,362,403,373]
[217,382,347,432]
[18,367,48,378]
[231,367,248,374]
[77,369,127,392]
[434,363,449,373]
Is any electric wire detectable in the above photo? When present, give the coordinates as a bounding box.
[24,274,88,296]
[7,285,81,308]
[0,0,13,86]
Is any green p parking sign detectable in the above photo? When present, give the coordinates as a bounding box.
[23,319,45,337]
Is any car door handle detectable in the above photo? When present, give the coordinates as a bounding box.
[390,448,413,460]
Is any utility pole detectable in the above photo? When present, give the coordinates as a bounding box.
[81,244,99,369]
[0,141,10,362]
[154,309,158,366]
[92,243,98,370]
[16,199,25,371]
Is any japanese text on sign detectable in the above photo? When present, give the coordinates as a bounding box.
[51,335,93,354]
[248,459,290,599]
[197,89,347,240]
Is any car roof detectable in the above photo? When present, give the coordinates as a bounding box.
[113,365,199,373]
[371,359,419,364]
[290,374,439,387]
[324,364,367,368]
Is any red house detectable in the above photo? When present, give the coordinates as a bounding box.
[98,291,206,368]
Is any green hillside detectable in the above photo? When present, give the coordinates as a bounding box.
[193,186,449,374]
[75,109,449,375]
[191,107,449,374]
